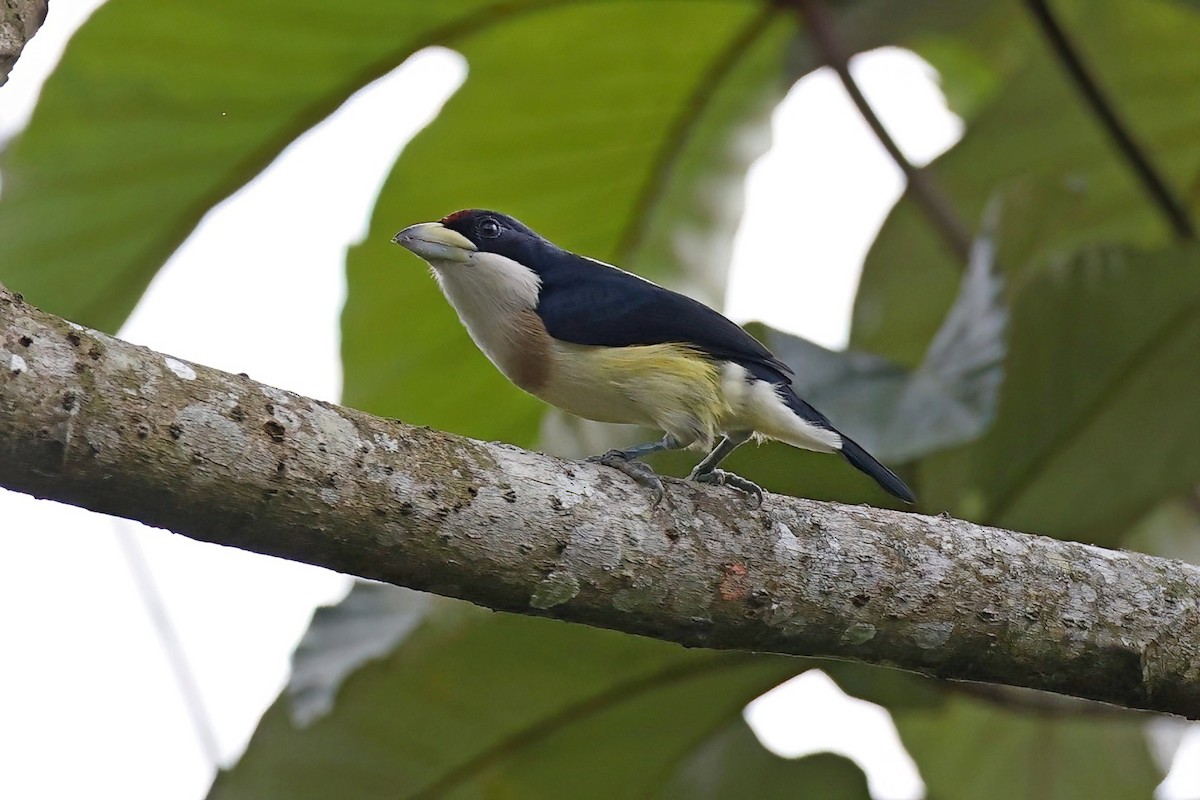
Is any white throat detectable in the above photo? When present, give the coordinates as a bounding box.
[428,251,543,366]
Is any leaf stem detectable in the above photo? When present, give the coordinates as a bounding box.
[1023,0,1195,240]
[791,0,974,264]
[113,520,221,767]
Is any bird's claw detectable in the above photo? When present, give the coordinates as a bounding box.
[588,450,665,506]
[690,468,764,508]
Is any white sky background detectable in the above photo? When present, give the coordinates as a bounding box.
[1,4,1198,799]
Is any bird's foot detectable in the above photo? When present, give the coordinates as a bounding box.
[587,450,665,506]
[689,468,764,508]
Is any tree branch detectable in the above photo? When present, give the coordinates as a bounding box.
[1023,0,1196,241]
[1,283,1198,719]
[0,0,47,86]
[792,0,974,264]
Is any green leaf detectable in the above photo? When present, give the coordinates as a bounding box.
[340,0,1011,440]
[214,582,936,799]
[287,583,430,727]
[853,0,1200,363]
[920,244,1200,544]
[757,218,1005,466]
[339,3,795,439]
[208,586,805,800]
[906,1,1034,123]
[0,0,512,331]
[661,730,872,800]
[0,0,1004,429]
[893,695,1162,800]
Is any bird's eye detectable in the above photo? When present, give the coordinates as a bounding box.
[478,217,502,239]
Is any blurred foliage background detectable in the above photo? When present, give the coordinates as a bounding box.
[2,0,1199,797]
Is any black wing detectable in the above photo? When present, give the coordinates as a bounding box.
[535,253,793,383]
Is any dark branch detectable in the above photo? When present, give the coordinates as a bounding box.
[1023,0,1195,240]
[792,0,974,264]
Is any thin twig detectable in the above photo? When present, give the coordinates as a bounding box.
[1024,0,1195,240]
[792,0,974,264]
[113,521,221,767]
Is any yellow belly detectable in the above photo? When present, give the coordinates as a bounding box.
[508,339,842,456]
[534,342,730,448]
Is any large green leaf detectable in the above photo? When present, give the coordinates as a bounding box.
[920,244,1200,544]
[0,0,1003,430]
[853,0,1200,363]
[212,580,936,799]
[0,0,808,337]
[341,0,1008,440]
[0,0,515,331]
[893,695,1162,799]
[0,0,802,341]
[208,586,807,799]
[340,2,793,440]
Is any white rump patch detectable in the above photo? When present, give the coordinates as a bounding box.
[748,383,844,453]
[748,380,841,452]
[721,363,841,453]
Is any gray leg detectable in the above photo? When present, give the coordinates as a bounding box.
[587,435,682,506]
[688,432,763,507]
[688,432,749,476]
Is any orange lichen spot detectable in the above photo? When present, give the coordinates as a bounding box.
[719,562,749,602]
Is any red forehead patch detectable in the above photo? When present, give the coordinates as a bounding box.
[440,209,475,226]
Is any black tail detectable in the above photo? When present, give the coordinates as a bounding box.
[840,435,916,504]
[767,379,917,505]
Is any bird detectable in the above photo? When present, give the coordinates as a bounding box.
[392,209,915,507]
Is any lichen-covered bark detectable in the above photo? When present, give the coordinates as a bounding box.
[0,0,47,85]
[2,284,1198,718]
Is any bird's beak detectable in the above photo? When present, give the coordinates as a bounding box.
[392,222,477,263]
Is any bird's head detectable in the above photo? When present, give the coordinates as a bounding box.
[392,209,547,268]
[392,210,554,312]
